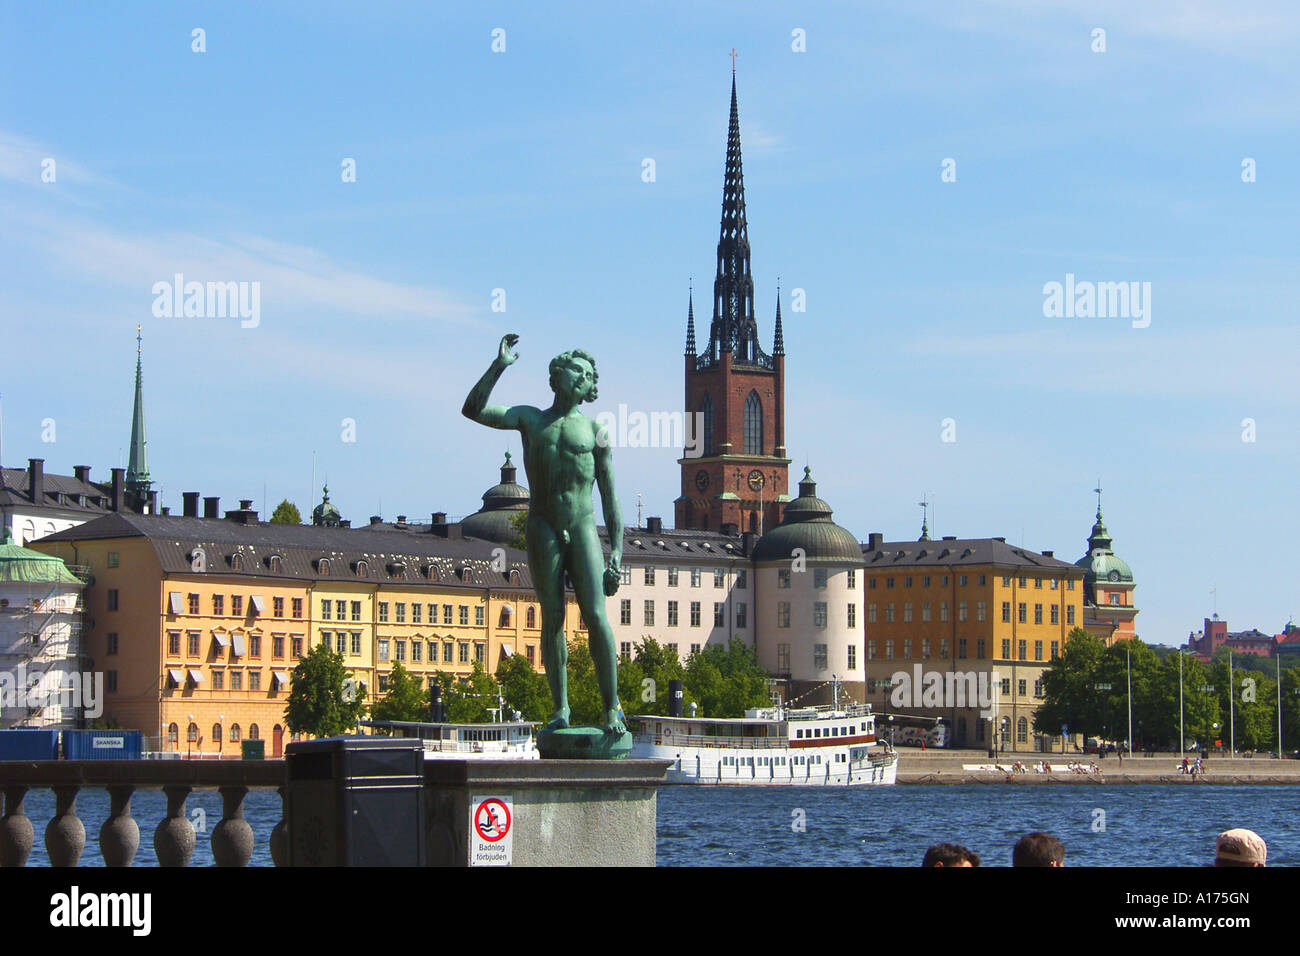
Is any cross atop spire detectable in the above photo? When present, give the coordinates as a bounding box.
[773,280,785,355]
[729,47,738,73]
[918,496,931,541]
[1093,479,1103,518]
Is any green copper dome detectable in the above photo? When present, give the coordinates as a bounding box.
[461,453,529,545]
[312,485,342,527]
[1075,509,1133,585]
[751,468,862,564]
[0,526,82,585]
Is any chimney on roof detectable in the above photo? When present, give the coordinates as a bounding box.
[646,516,663,535]
[110,467,125,512]
[396,515,407,528]
[183,492,200,518]
[741,530,757,556]
[203,496,220,519]
[147,490,159,514]
[225,501,258,524]
[339,520,351,528]
[28,459,45,505]
[431,512,446,526]
[1041,550,1054,558]
[721,521,739,537]
[942,535,957,541]
[160,506,171,515]
[73,465,91,483]
[369,515,383,526]
[867,532,883,550]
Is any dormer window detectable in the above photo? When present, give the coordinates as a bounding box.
[508,569,521,585]
[425,565,439,582]
[267,554,283,573]
[230,553,244,572]
[317,558,330,576]
[353,560,369,577]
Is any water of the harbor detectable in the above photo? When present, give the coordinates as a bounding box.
[12,784,1298,866]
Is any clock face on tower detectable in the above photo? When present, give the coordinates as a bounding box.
[695,470,710,492]
[747,469,765,492]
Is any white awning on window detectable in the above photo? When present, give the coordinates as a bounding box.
[168,592,184,615]
[272,671,289,688]
[500,643,514,658]
[187,668,203,684]
[250,595,266,615]
[212,633,231,648]
[231,633,247,657]
[500,604,514,618]
[167,668,184,686]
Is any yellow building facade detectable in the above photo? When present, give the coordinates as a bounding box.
[34,511,567,754]
[860,534,1086,753]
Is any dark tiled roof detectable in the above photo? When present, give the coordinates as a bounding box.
[861,537,1085,573]
[0,466,121,515]
[619,526,746,561]
[38,512,537,590]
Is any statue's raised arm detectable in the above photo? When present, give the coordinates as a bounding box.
[462,333,524,430]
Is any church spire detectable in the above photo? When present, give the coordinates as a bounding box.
[126,325,151,500]
[706,70,764,364]
[685,283,696,355]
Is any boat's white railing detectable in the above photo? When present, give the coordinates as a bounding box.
[641,733,789,750]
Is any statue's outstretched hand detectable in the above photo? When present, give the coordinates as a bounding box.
[498,333,520,366]
[603,563,620,596]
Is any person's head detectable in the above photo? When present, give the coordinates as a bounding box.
[548,349,599,403]
[922,842,980,867]
[1214,828,1266,867]
[1013,832,1065,867]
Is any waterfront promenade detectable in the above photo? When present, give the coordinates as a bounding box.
[896,749,1300,784]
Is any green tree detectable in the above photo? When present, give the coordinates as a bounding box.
[562,641,604,726]
[507,510,528,550]
[370,662,430,724]
[284,643,366,737]
[270,499,302,524]
[630,637,692,716]
[431,662,500,723]
[684,638,769,717]
[1034,628,1106,738]
[495,652,552,722]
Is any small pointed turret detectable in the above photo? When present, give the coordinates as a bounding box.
[773,284,785,356]
[126,325,151,503]
[685,285,696,355]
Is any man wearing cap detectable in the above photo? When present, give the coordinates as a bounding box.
[1214,828,1266,867]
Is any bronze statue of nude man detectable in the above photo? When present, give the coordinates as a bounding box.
[462,333,626,737]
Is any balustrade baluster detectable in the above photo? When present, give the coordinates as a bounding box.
[45,785,85,867]
[154,785,195,867]
[100,785,140,867]
[212,785,254,867]
[0,785,34,867]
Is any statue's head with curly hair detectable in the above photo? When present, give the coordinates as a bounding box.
[548,349,599,404]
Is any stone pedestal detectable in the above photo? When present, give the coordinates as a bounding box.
[537,727,633,760]
[423,759,670,867]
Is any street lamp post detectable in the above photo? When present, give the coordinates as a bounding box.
[1095,683,1113,753]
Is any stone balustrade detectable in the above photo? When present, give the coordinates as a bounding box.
[0,760,285,867]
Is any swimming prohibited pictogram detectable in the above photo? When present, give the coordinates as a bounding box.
[469,795,513,865]
[474,799,511,842]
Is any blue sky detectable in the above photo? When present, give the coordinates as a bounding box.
[2,1,1297,647]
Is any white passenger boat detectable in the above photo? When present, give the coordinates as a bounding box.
[360,719,539,760]
[629,687,898,786]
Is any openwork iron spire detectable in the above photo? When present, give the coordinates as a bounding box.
[700,73,770,369]
[126,325,151,496]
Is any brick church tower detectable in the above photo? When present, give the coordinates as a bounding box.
[675,73,790,534]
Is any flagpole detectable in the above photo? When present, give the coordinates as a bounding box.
[1229,649,1235,755]
[1179,649,1185,755]
[1127,643,1133,753]
[1277,654,1283,760]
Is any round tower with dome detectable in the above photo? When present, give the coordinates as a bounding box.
[1075,485,1138,643]
[752,467,865,704]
